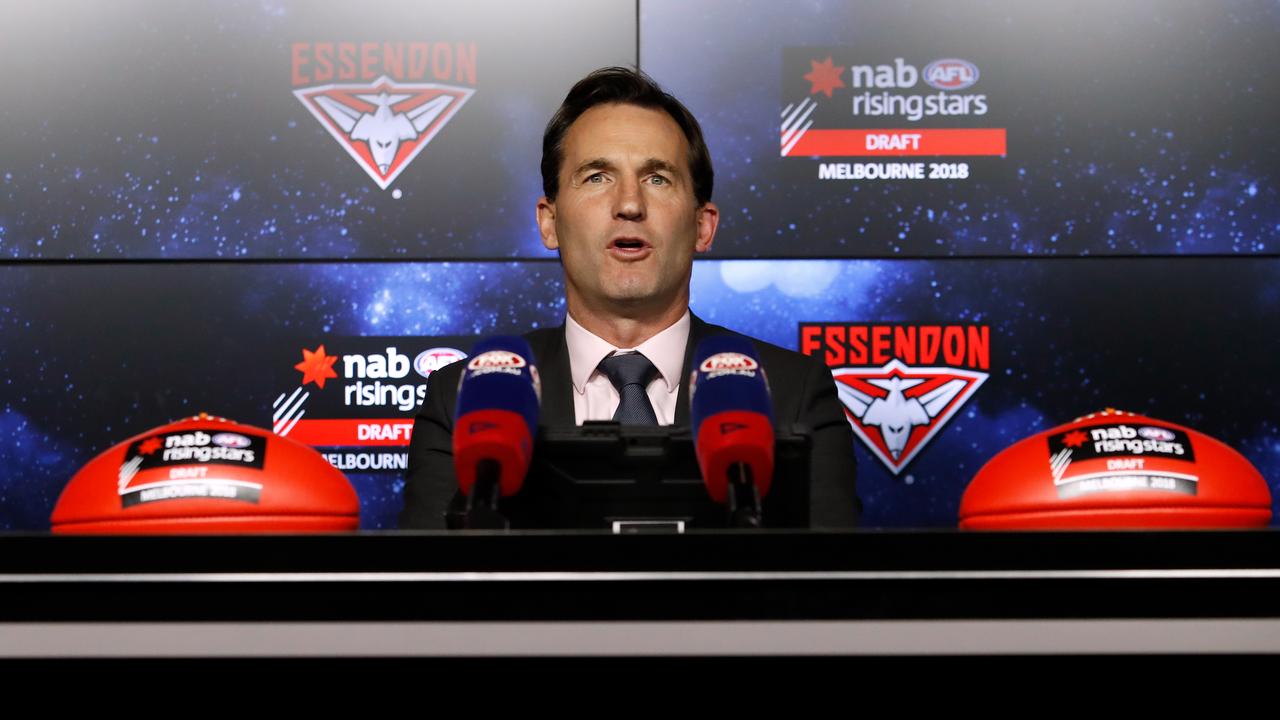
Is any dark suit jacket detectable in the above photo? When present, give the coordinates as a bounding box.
[399,314,860,529]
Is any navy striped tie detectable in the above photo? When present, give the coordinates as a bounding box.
[598,352,660,425]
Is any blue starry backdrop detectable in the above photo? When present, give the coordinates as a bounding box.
[2,1,1276,260]
[2,1,1280,531]
[0,0,633,260]
[642,0,1279,257]
[1,258,1277,529]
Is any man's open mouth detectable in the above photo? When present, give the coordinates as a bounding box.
[609,237,651,252]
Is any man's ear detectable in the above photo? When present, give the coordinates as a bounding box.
[694,201,719,254]
[536,197,558,250]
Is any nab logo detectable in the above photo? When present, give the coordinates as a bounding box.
[294,75,474,190]
[801,323,991,475]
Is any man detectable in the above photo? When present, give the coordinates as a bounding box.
[400,67,859,528]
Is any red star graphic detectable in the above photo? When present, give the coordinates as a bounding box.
[1062,430,1089,448]
[137,436,163,455]
[804,56,845,98]
[295,345,339,389]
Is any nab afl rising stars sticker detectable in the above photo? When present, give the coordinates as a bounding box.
[117,429,267,508]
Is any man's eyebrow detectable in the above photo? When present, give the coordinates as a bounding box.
[570,158,682,177]
[572,158,613,175]
[639,158,680,175]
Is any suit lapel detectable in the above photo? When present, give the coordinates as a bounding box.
[540,313,715,427]
[675,313,715,425]
[533,325,576,426]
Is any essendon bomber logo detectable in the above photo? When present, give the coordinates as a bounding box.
[801,323,991,474]
[291,41,477,189]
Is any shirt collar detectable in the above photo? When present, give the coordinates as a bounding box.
[565,311,691,395]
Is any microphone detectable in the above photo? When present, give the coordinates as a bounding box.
[452,336,541,528]
[689,336,775,527]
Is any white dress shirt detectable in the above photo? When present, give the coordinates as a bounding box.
[564,311,691,425]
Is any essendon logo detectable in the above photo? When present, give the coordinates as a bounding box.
[291,41,476,189]
[800,323,991,475]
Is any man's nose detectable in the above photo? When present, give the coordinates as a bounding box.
[613,177,646,221]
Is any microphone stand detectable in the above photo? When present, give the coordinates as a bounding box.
[464,458,509,530]
[726,462,763,528]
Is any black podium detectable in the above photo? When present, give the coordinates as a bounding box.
[2,530,1279,662]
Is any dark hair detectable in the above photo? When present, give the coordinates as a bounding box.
[540,66,714,206]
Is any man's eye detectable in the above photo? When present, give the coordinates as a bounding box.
[648,175,669,185]
[585,173,605,183]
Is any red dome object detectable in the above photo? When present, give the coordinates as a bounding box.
[51,414,359,534]
[960,409,1272,530]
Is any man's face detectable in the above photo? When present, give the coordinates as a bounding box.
[537,103,718,322]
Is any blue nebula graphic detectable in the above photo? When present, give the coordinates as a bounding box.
[3,257,1277,531]
[1,1,1277,536]
[0,410,79,531]
[0,0,627,261]
[643,0,1280,257]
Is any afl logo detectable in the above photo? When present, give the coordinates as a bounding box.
[923,59,979,91]
[414,347,467,378]
[468,350,527,371]
[700,352,759,373]
[1138,426,1177,442]
[211,433,252,449]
